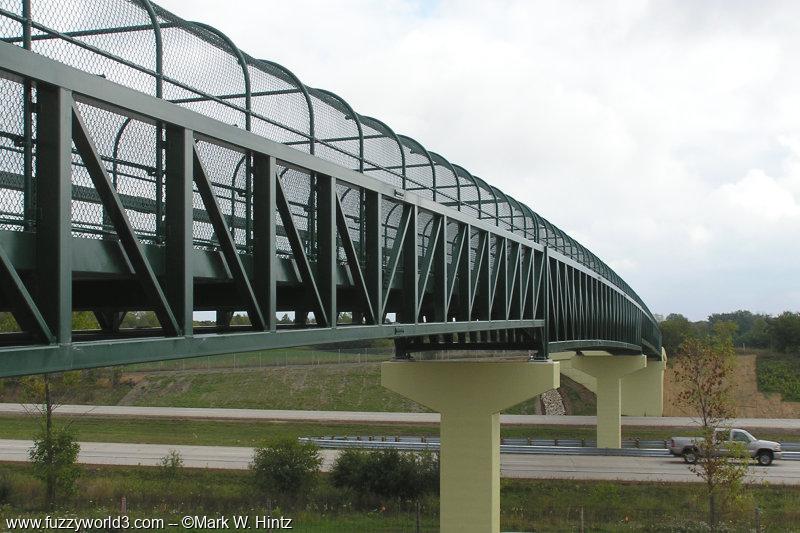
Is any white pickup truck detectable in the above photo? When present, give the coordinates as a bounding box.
[668,428,782,466]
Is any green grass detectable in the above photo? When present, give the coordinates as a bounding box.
[757,352,800,402]
[558,375,597,415]
[1,414,796,445]
[0,415,435,446]
[120,363,428,412]
[92,362,584,416]
[2,463,800,531]
[1,355,596,417]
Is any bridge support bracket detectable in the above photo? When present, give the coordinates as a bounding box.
[572,354,647,448]
[381,360,559,533]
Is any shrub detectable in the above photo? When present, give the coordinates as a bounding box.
[330,448,369,492]
[331,449,438,503]
[28,426,80,506]
[251,438,321,501]
[0,471,11,503]
[159,449,184,479]
[757,357,800,402]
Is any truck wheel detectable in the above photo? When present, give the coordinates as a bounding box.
[683,449,697,464]
[756,451,773,466]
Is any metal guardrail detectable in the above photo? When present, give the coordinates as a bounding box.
[300,436,800,460]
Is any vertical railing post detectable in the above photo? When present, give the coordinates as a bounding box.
[164,126,194,336]
[433,216,447,323]
[253,154,277,331]
[140,0,164,243]
[402,205,419,324]
[537,246,550,360]
[35,85,72,344]
[457,225,471,335]
[318,174,337,328]
[476,234,491,325]
[21,0,33,230]
[365,190,382,324]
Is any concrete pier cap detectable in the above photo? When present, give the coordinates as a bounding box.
[381,359,560,533]
[555,349,666,418]
[571,353,647,448]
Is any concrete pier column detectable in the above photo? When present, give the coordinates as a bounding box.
[382,360,560,533]
[571,355,646,448]
[621,351,666,417]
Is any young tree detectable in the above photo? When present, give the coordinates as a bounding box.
[158,449,185,480]
[23,374,81,508]
[673,323,748,530]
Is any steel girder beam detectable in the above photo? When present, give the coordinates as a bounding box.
[0,319,543,378]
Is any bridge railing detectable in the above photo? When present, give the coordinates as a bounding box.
[0,1,657,316]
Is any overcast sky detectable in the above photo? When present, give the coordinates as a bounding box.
[157,0,799,321]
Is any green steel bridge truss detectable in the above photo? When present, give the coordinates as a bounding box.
[0,0,660,377]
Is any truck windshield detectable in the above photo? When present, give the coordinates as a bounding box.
[732,430,754,443]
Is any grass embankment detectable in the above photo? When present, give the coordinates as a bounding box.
[1,360,574,414]
[120,363,426,412]
[0,415,796,445]
[1,463,799,532]
[756,351,800,402]
[123,363,592,415]
[559,375,597,415]
[0,345,596,416]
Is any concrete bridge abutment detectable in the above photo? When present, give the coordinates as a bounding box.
[381,360,560,533]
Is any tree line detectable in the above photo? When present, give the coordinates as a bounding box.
[657,309,800,356]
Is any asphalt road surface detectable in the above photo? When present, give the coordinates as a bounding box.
[1,404,798,430]
[1,439,797,484]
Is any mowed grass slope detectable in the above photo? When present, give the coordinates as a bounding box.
[1,351,591,415]
[121,364,427,412]
[78,362,556,414]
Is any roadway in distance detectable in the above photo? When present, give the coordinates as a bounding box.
[0,440,797,485]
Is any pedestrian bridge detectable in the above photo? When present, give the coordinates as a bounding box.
[0,0,660,377]
[0,2,664,531]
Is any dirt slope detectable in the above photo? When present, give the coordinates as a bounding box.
[663,354,800,418]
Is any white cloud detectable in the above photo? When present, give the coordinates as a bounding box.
[718,169,800,221]
[155,0,800,319]
[688,225,712,246]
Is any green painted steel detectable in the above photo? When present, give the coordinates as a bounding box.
[0,1,660,377]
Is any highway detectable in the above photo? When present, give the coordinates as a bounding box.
[1,404,798,430]
[1,439,798,484]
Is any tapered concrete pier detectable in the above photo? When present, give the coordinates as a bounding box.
[382,360,559,533]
